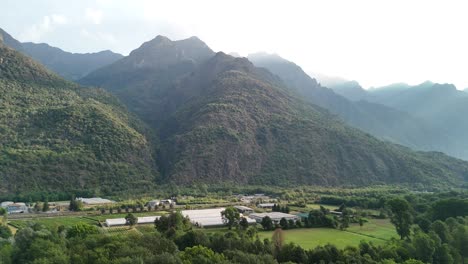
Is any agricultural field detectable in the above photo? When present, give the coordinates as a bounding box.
[257,219,397,249]
[8,215,99,229]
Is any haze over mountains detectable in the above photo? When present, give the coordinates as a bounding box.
[0,28,123,81]
[323,78,468,160]
[1,28,468,195]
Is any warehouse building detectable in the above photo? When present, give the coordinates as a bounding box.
[249,212,300,223]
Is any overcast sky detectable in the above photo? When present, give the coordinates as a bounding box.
[1,0,467,89]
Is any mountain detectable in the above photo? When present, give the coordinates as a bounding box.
[81,39,468,187]
[80,35,215,129]
[0,28,123,80]
[366,82,468,159]
[0,42,157,196]
[309,73,367,101]
[326,80,367,101]
[247,53,443,152]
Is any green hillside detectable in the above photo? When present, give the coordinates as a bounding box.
[158,53,468,186]
[81,39,468,187]
[0,43,157,196]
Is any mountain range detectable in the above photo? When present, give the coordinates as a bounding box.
[0,28,123,80]
[323,78,468,160]
[1,28,468,195]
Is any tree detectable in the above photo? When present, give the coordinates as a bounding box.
[359,217,368,230]
[221,206,240,230]
[0,225,12,239]
[387,198,413,239]
[272,228,285,256]
[279,217,288,230]
[261,216,274,230]
[66,223,99,238]
[340,209,351,230]
[34,202,41,212]
[69,198,83,211]
[125,213,138,227]
[239,217,249,230]
[180,245,226,264]
[411,231,436,263]
[42,199,49,212]
[155,211,191,234]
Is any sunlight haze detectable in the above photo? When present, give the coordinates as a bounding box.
[2,0,468,89]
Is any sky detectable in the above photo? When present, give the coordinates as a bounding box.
[1,0,468,89]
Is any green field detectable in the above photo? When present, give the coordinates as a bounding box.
[8,211,168,230]
[258,219,397,249]
[9,216,99,229]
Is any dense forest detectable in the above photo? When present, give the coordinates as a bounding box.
[0,42,157,195]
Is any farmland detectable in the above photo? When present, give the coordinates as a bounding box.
[257,219,397,249]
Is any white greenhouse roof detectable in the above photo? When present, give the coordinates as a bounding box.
[105,218,127,226]
[182,208,226,227]
[105,215,161,226]
[249,212,299,221]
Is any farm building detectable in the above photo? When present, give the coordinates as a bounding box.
[181,208,256,227]
[77,197,115,205]
[147,200,160,208]
[105,216,161,227]
[1,202,28,214]
[160,199,176,206]
[234,205,254,214]
[249,212,300,223]
[182,208,226,227]
[257,203,275,209]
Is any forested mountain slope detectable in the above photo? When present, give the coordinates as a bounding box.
[82,40,468,187]
[0,42,157,195]
[248,53,443,152]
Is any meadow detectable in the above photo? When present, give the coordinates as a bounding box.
[257,219,397,249]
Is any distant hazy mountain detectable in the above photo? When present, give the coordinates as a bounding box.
[80,39,468,187]
[0,42,156,195]
[248,52,443,152]
[0,28,123,80]
[331,80,468,160]
[327,80,368,101]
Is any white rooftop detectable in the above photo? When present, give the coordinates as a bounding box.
[181,208,226,227]
[105,215,161,226]
[249,212,299,220]
[77,197,115,204]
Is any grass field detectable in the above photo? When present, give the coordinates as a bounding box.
[9,215,99,229]
[257,219,397,249]
[8,211,168,230]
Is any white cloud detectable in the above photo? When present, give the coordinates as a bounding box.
[85,8,103,25]
[51,14,67,25]
[5,0,468,88]
[19,13,67,42]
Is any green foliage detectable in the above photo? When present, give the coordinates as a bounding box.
[387,198,413,239]
[179,245,227,264]
[68,198,83,212]
[0,45,157,195]
[155,211,191,235]
[431,198,468,221]
[261,216,274,231]
[221,207,240,230]
[125,213,137,227]
[0,225,12,239]
[66,223,99,239]
[80,38,468,188]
